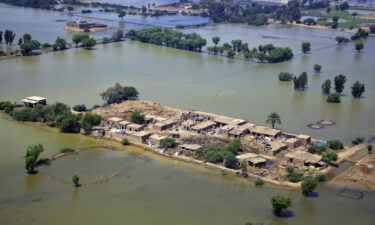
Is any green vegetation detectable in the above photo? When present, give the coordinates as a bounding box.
[81,38,97,49]
[334,74,347,94]
[327,92,341,103]
[240,161,248,177]
[4,30,16,44]
[285,166,304,182]
[72,174,80,187]
[351,28,369,41]
[72,104,86,112]
[100,83,139,104]
[0,101,15,114]
[111,29,124,42]
[355,42,364,53]
[301,41,311,54]
[301,177,318,195]
[293,72,308,90]
[321,150,338,163]
[126,27,207,52]
[308,145,327,155]
[72,34,90,46]
[315,173,328,182]
[81,113,102,134]
[254,178,265,186]
[197,140,241,169]
[24,144,44,174]
[0,0,57,9]
[160,138,177,149]
[271,194,292,215]
[368,145,373,154]
[321,79,331,95]
[266,112,281,129]
[121,138,129,146]
[327,139,344,150]
[20,40,41,55]
[129,109,145,125]
[351,81,365,98]
[313,64,322,73]
[352,137,365,145]
[60,147,75,153]
[54,37,67,50]
[335,36,350,45]
[278,72,293,81]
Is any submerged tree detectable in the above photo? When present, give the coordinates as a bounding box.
[24,144,44,174]
[301,177,318,196]
[351,81,365,98]
[314,64,322,73]
[321,79,331,95]
[212,36,220,46]
[72,174,80,187]
[4,30,16,44]
[293,72,308,90]
[81,113,102,134]
[355,42,364,52]
[118,11,126,20]
[266,112,281,129]
[335,36,349,45]
[334,74,347,94]
[271,194,292,216]
[327,93,341,103]
[301,41,311,54]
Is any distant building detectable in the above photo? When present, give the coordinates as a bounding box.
[65,21,108,32]
[21,96,47,107]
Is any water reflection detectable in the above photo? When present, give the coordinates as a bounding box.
[24,173,43,192]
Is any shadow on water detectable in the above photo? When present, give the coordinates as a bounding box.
[273,210,295,218]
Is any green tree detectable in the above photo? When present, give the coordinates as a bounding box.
[129,109,145,124]
[222,151,238,169]
[293,72,308,90]
[72,34,89,46]
[81,38,96,49]
[24,144,44,174]
[301,177,318,195]
[278,72,293,81]
[72,104,86,112]
[321,150,338,163]
[266,112,281,129]
[327,92,341,103]
[271,194,292,215]
[23,33,32,43]
[240,160,248,177]
[160,138,177,149]
[355,42,364,52]
[0,31,2,43]
[4,30,16,44]
[367,145,373,154]
[123,86,139,100]
[226,49,235,58]
[301,41,311,54]
[57,112,81,133]
[121,138,129,145]
[351,81,365,98]
[81,113,102,134]
[112,29,124,42]
[321,79,331,95]
[334,74,347,94]
[118,11,126,20]
[20,40,41,55]
[18,38,23,46]
[327,140,344,150]
[314,64,322,73]
[72,174,80,187]
[335,36,349,45]
[254,177,264,185]
[55,37,67,50]
[212,36,220,46]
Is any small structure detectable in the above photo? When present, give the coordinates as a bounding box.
[126,123,145,132]
[250,126,281,138]
[152,120,177,131]
[213,116,246,127]
[191,121,216,134]
[126,131,152,143]
[179,144,203,155]
[266,141,287,155]
[296,134,311,145]
[181,120,196,131]
[284,138,301,149]
[149,134,168,146]
[285,151,321,166]
[236,153,267,167]
[119,121,131,130]
[191,110,217,120]
[105,117,123,128]
[218,125,235,138]
[21,96,47,107]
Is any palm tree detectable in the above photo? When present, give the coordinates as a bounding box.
[266,112,281,129]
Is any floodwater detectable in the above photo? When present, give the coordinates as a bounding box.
[1,4,375,225]
[0,114,375,225]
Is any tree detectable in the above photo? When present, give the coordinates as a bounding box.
[327,92,341,103]
[123,86,139,100]
[368,145,373,154]
[266,112,281,129]
[57,112,81,133]
[335,36,349,45]
[55,37,67,50]
[72,104,86,112]
[334,74,347,94]
[327,140,344,150]
[351,81,365,98]
[212,36,220,46]
[301,41,311,54]
[278,72,293,81]
[240,161,248,177]
[81,113,102,134]
[355,42,364,53]
[129,109,145,124]
[72,174,80,187]
[81,38,96,49]
[352,12,358,18]
[112,29,124,42]
[23,33,32,43]
[222,151,238,169]
[271,194,292,215]
[0,31,2,43]
[321,79,331,95]
[293,72,308,90]
[72,34,89,46]
[122,138,129,145]
[18,38,23,46]
[226,49,235,58]
[321,150,338,163]
[20,40,41,55]
[67,5,74,13]
[160,138,177,149]
[314,64,322,73]
[4,30,16,44]
[118,11,126,20]
[24,144,44,174]
[254,177,264,185]
[301,177,318,195]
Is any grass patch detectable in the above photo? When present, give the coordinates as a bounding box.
[60,147,76,153]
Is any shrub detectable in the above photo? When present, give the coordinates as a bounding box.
[160,137,177,148]
[255,177,264,185]
[368,145,373,154]
[327,93,340,103]
[314,64,322,73]
[129,109,145,124]
[321,150,338,163]
[60,147,76,153]
[72,174,80,187]
[72,104,87,112]
[315,173,328,182]
[327,140,344,150]
[278,72,293,81]
[121,138,129,145]
[301,177,318,195]
[271,194,292,215]
[308,146,326,155]
[0,101,15,114]
[286,166,304,182]
[352,137,365,145]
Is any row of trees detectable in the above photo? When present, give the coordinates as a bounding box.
[10,102,101,134]
[126,27,207,52]
[72,34,96,49]
[206,37,294,63]
[0,30,16,44]
[322,75,365,103]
